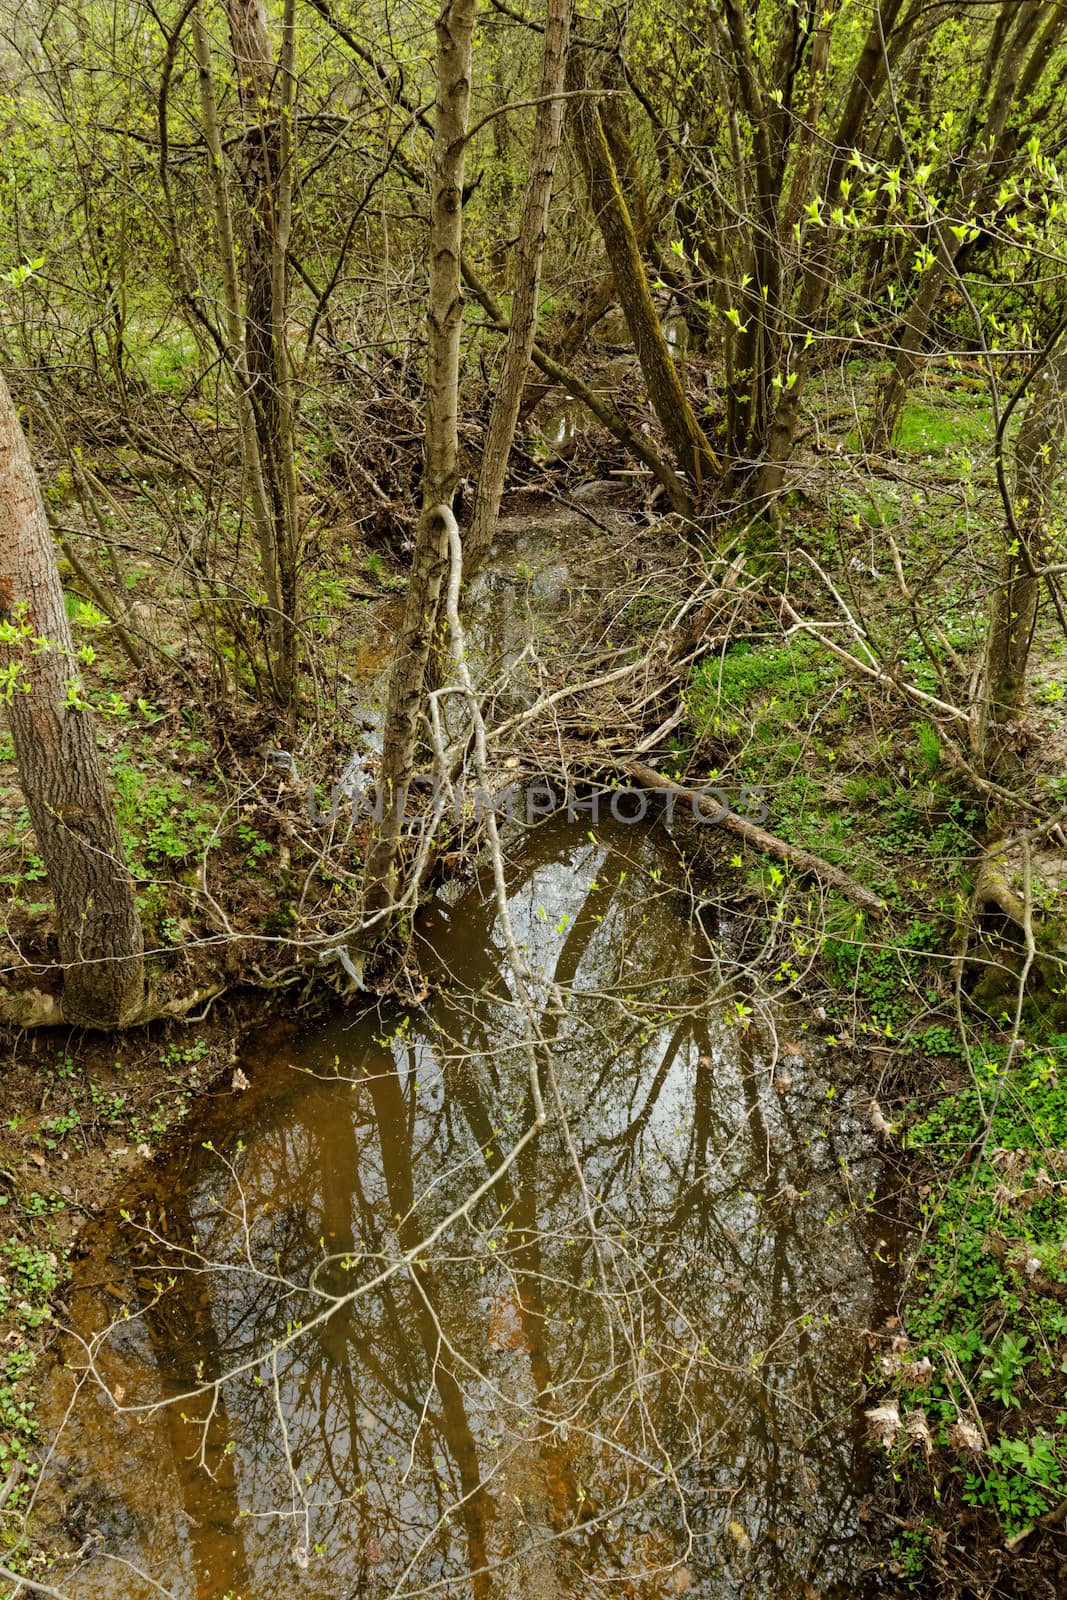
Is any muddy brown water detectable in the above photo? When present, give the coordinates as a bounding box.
[38,816,891,1599]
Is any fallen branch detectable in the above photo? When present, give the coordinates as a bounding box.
[461,259,694,515]
[624,759,888,917]
[779,593,972,726]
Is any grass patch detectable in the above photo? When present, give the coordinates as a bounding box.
[687,636,834,739]
[883,1042,1067,1563]
[894,395,992,456]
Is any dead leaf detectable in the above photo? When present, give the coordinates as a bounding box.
[905,1411,932,1457]
[947,1416,983,1454]
[865,1403,901,1447]
[231,1068,251,1092]
[869,1100,893,1138]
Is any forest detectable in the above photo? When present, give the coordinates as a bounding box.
[0,0,1066,1596]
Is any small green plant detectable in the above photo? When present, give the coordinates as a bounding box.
[112,762,218,868]
[981,1333,1030,1408]
[963,1433,1067,1536]
[88,1083,129,1124]
[236,821,273,862]
[890,1524,930,1584]
[915,720,941,773]
[898,1039,1067,1541]
[0,1345,39,1468]
[687,637,832,740]
[37,1112,80,1150]
[1,1241,60,1327]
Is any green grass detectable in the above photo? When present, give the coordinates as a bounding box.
[687,636,834,739]
[842,387,993,459]
[894,395,992,455]
[129,321,201,395]
[886,1042,1067,1552]
[112,756,219,870]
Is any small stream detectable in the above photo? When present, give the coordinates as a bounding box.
[540,311,688,452]
[39,814,891,1599]
[346,509,618,765]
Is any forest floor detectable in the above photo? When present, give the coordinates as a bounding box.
[0,356,1065,1594]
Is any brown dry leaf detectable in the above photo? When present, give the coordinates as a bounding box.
[905,1411,933,1457]
[909,1355,934,1388]
[947,1416,983,1454]
[865,1404,901,1448]
[869,1100,893,1138]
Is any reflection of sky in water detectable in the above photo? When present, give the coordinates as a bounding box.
[42,819,885,1600]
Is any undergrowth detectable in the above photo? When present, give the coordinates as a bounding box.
[879,1041,1067,1583]
[681,556,1066,1593]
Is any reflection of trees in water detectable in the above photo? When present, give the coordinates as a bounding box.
[53,823,879,1600]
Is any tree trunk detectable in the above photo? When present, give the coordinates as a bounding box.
[363,0,478,925]
[462,259,692,512]
[227,0,300,706]
[199,0,300,706]
[569,64,717,492]
[0,373,144,1028]
[465,0,573,578]
[979,337,1067,776]
[717,0,790,481]
[751,0,914,503]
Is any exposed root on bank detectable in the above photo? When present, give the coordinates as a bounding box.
[0,983,227,1032]
[973,842,1029,928]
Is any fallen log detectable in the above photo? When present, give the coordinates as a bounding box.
[624,759,888,918]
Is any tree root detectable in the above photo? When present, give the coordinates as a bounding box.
[973,842,1028,928]
[0,984,227,1032]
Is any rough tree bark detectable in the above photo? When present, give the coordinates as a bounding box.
[979,336,1067,776]
[465,0,574,578]
[0,373,144,1027]
[197,0,300,705]
[569,59,717,492]
[362,0,478,925]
